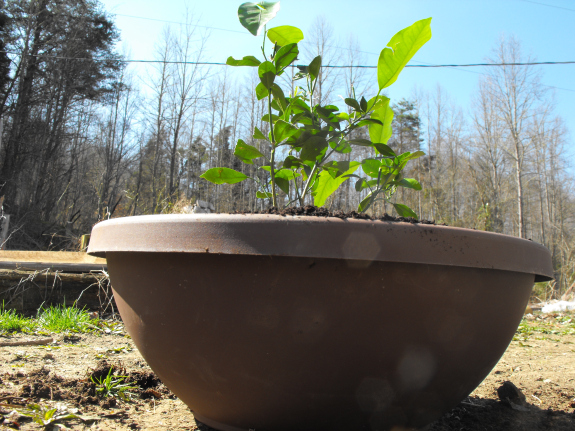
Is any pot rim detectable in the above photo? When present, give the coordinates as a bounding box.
[88,214,553,282]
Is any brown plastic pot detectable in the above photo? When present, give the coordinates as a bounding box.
[88,214,553,431]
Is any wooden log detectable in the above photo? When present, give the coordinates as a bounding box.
[0,268,114,312]
[0,337,53,347]
[0,250,106,272]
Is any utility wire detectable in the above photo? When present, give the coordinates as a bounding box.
[516,0,575,12]
[112,13,247,34]
[1,50,574,68]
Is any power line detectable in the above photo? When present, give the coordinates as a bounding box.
[1,50,574,92]
[516,0,575,12]
[2,50,574,68]
[112,13,246,34]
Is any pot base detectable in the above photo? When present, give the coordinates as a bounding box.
[108,251,534,431]
[193,414,249,431]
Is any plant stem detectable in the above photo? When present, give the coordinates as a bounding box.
[300,162,319,206]
[368,169,383,211]
[262,26,278,208]
[268,92,278,207]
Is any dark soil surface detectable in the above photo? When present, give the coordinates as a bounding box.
[0,312,573,430]
[233,205,438,224]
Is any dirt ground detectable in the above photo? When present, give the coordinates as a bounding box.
[0,312,573,430]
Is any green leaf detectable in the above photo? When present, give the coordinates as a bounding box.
[362,159,381,178]
[270,84,288,111]
[396,178,422,190]
[393,203,418,219]
[255,82,269,100]
[275,177,290,194]
[322,160,357,178]
[258,61,276,89]
[200,167,248,184]
[226,55,261,67]
[366,94,387,111]
[348,138,373,147]
[358,191,376,212]
[234,139,264,164]
[329,139,352,154]
[290,97,312,114]
[257,191,273,198]
[302,162,312,178]
[344,98,361,112]
[238,1,281,36]
[355,177,369,192]
[360,96,368,112]
[374,143,396,157]
[253,126,266,140]
[404,150,425,161]
[308,55,322,81]
[314,162,360,207]
[270,98,281,112]
[299,136,328,161]
[337,112,350,121]
[293,71,308,81]
[262,113,279,122]
[283,155,303,169]
[275,168,300,180]
[261,167,299,195]
[357,118,383,127]
[274,43,299,72]
[274,120,298,143]
[315,106,340,125]
[267,25,304,46]
[369,96,394,144]
[378,17,432,89]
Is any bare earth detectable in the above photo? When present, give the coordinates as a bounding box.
[0,312,574,430]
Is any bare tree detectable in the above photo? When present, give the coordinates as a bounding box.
[166,12,209,199]
[469,79,509,232]
[482,35,543,238]
[302,16,342,106]
[144,25,173,213]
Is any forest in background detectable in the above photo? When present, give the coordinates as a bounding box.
[0,0,573,296]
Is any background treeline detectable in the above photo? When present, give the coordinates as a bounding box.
[0,1,573,296]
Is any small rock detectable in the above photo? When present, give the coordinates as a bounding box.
[497,381,529,412]
[43,353,55,361]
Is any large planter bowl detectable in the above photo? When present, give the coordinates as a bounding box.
[88,214,553,431]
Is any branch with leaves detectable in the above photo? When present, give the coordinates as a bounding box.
[201,1,431,218]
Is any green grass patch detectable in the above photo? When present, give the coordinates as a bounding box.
[1,304,124,335]
[0,305,34,333]
[36,304,93,333]
[515,313,575,341]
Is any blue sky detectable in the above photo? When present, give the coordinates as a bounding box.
[100,0,575,146]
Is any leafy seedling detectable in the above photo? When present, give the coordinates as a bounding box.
[91,368,137,402]
[107,344,132,354]
[202,1,431,217]
[19,403,97,427]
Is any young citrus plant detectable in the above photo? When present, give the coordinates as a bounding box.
[201,1,431,218]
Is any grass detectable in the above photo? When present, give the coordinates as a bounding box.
[0,303,120,334]
[0,306,33,332]
[514,312,575,342]
[36,303,93,332]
